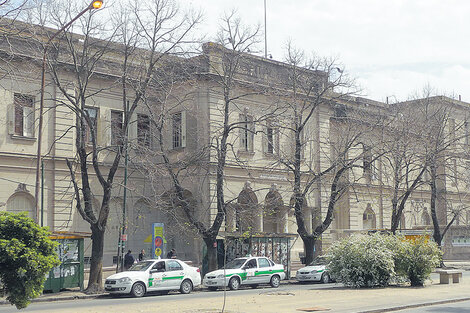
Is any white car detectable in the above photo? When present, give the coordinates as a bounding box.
[104,258,201,297]
[203,256,286,291]
[295,256,332,283]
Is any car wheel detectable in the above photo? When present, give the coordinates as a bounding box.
[250,284,258,289]
[180,279,193,294]
[130,282,146,297]
[208,287,218,291]
[270,275,281,288]
[321,273,330,284]
[228,277,240,290]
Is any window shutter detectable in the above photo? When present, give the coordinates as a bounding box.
[239,114,246,150]
[275,128,280,155]
[262,126,268,154]
[98,108,111,146]
[248,117,255,152]
[128,112,137,143]
[23,105,34,137]
[3,90,15,135]
[181,110,186,148]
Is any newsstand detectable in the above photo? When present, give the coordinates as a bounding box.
[43,232,89,293]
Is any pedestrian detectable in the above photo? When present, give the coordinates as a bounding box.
[138,249,146,262]
[166,248,177,259]
[124,250,135,270]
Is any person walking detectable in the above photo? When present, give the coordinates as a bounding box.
[124,250,135,270]
[166,248,177,259]
[138,249,146,261]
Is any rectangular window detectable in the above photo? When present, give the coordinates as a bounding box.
[111,110,124,146]
[14,94,34,137]
[240,114,254,152]
[84,107,98,144]
[137,114,150,147]
[172,111,186,149]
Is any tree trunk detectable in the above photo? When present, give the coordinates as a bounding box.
[302,236,316,265]
[204,237,218,273]
[86,223,105,294]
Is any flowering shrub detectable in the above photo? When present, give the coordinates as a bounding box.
[327,233,399,287]
[327,233,442,288]
[394,236,442,286]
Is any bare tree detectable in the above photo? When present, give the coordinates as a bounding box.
[42,0,200,292]
[381,100,428,233]
[275,43,381,265]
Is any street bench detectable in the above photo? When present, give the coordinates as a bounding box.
[435,269,463,284]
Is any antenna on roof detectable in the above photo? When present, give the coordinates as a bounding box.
[264,0,267,59]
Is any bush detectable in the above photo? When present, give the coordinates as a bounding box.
[327,233,442,288]
[394,236,442,287]
[0,212,60,309]
[327,233,399,287]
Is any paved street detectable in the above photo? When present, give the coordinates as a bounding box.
[1,272,470,313]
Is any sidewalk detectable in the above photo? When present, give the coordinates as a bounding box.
[1,267,470,312]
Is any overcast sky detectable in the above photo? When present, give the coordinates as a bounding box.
[184,0,470,103]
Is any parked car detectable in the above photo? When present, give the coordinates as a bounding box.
[105,258,201,297]
[203,256,286,291]
[295,256,333,283]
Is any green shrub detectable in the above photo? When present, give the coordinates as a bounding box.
[394,236,442,286]
[0,212,60,309]
[327,233,399,287]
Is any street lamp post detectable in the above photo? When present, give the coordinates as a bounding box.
[34,0,103,225]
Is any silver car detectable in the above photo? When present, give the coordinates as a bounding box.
[295,256,332,283]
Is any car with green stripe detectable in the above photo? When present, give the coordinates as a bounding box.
[105,258,201,297]
[295,256,332,283]
[203,256,286,291]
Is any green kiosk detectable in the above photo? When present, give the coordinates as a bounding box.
[43,232,89,293]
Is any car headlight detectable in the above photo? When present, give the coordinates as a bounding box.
[310,270,318,274]
[118,277,132,283]
[217,274,225,279]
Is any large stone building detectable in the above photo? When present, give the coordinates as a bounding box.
[0,22,469,270]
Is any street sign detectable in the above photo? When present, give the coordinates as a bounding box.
[121,234,128,241]
[152,223,164,259]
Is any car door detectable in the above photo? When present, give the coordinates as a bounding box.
[164,260,185,288]
[256,258,273,284]
[148,261,166,291]
[243,258,259,285]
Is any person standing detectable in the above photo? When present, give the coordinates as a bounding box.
[138,249,146,261]
[166,248,177,259]
[124,250,135,270]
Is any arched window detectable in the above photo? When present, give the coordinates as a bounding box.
[362,205,376,229]
[421,210,431,226]
[6,192,35,219]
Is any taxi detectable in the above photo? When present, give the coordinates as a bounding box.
[104,258,201,297]
[203,256,285,290]
[295,256,332,283]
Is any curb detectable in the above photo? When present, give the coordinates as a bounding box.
[357,297,470,313]
[0,293,107,306]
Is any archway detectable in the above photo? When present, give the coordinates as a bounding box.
[421,209,431,226]
[264,189,285,233]
[237,183,260,232]
[362,205,376,229]
[289,194,310,233]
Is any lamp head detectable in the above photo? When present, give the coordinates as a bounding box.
[91,0,103,9]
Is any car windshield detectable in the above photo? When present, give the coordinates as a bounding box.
[308,257,327,266]
[223,258,247,269]
[128,261,154,271]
